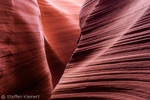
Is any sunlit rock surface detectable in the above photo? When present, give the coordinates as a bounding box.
[51,0,150,100]
[37,0,84,87]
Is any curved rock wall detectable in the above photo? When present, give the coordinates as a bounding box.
[37,0,84,87]
[0,0,52,99]
[1,0,150,100]
[52,0,150,100]
[0,0,84,99]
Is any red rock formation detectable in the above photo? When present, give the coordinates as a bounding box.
[1,0,150,100]
[0,0,53,99]
[0,0,83,99]
[37,0,84,87]
[51,0,150,100]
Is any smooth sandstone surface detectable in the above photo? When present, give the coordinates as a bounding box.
[37,0,84,87]
[52,0,150,100]
[0,0,84,99]
[0,0,52,100]
[0,0,150,100]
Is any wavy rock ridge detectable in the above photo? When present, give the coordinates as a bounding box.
[0,0,83,99]
[0,0,150,100]
[52,0,150,100]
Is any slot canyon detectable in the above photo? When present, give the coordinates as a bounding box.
[0,0,150,100]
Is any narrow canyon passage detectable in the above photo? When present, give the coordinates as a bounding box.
[0,0,150,100]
